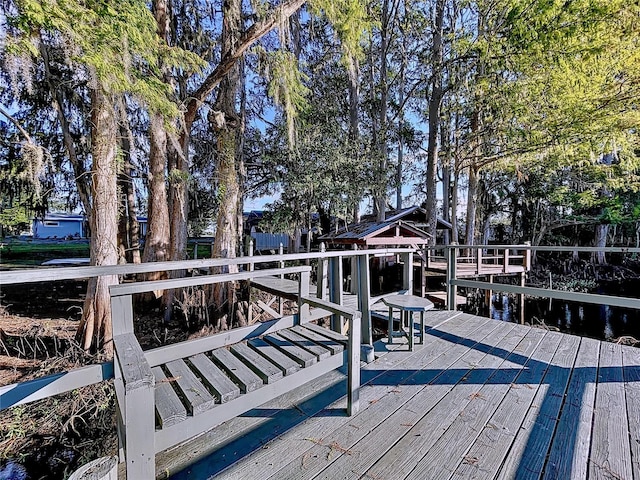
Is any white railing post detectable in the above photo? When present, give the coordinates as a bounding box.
[316,242,329,300]
[476,246,483,274]
[329,256,344,332]
[356,252,372,347]
[279,243,285,315]
[298,269,310,323]
[503,247,509,272]
[347,310,361,415]
[248,239,255,271]
[524,241,532,270]
[401,250,413,294]
[446,244,458,310]
[349,244,358,294]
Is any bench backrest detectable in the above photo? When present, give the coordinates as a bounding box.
[109,266,312,336]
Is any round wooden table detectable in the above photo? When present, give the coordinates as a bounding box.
[382,294,434,350]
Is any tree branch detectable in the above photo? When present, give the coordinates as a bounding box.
[183,0,306,129]
[0,103,33,144]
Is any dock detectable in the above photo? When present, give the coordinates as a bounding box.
[153,310,640,479]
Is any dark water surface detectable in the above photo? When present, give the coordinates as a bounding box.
[487,279,640,341]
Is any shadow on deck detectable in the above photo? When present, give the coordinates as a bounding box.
[148,310,640,480]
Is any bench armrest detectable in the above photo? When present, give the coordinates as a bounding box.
[113,332,156,477]
[300,296,360,415]
[114,333,154,391]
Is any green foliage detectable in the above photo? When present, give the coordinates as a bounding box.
[267,50,309,148]
[7,0,202,115]
[309,0,371,60]
[0,206,31,235]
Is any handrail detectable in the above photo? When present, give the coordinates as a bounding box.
[0,362,114,411]
[452,278,640,310]
[442,244,640,253]
[444,244,640,314]
[109,265,311,297]
[0,247,413,285]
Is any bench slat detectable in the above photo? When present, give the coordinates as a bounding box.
[247,338,301,376]
[263,332,317,367]
[230,343,284,384]
[152,366,187,429]
[188,353,240,403]
[291,325,344,355]
[164,359,216,415]
[303,322,349,343]
[210,348,264,393]
[277,328,333,360]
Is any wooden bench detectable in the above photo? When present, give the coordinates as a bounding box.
[109,266,361,479]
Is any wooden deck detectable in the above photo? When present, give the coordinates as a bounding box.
[151,310,640,480]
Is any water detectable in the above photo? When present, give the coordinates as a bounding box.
[488,290,640,342]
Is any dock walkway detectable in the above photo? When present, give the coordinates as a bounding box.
[154,310,640,479]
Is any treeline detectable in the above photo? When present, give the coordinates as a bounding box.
[1,0,638,350]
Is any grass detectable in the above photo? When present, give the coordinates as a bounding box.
[1,238,212,266]
[0,239,90,265]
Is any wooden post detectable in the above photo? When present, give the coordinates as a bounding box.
[110,294,134,336]
[476,246,483,274]
[123,376,155,479]
[316,242,329,300]
[503,247,509,273]
[524,241,532,271]
[349,244,358,294]
[356,253,372,346]
[112,329,155,479]
[193,241,198,260]
[248,239,254,271]
[520,271,525,324]
[347,310,361,415]
[279,243,284,315]
[486,274,493,311]
[446,245,458,310]
[401,251,413,294]
[420,249,426,298]
[298,269,310,324]
[329,256,344,332]
[425,246,431,269]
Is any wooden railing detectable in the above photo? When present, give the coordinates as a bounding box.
[109,265,361,478]
[424,243,532,275]
[0,246,413,412]
[444,244,640,315]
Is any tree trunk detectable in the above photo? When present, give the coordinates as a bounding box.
[424,0,445,244]
[76,87,119,355]
[210,0,242,330]
[465,164,479,246]
[118,120,141,265]
[372,0,394,221]
[396,31,406,210]
[441,122,451,246]
[593,223,608,265]
[143,111,171,267]
[451,167,459,243]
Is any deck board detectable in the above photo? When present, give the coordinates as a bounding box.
[451,330,563,479]
[153,310,640,480]
[622,345,640,479]
[589,342,633,480]
[257,313,496,480]
[543,337,599,480]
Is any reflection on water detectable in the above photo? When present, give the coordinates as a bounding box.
[487,292,640,342]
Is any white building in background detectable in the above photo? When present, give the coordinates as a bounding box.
[33,213,148,239]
